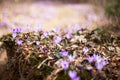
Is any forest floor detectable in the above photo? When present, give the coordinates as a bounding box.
[1,1,116,80]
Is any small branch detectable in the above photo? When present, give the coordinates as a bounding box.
[37,58,49,69]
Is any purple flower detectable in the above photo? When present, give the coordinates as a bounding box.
[43,47,47,52]
[36,41,40,45]
[43,32,48,37]
[68,70,77,79]
[83,47,89,53]
[16,40,23,45]
[87,55,94,63]
[53,27,59,33]
[12,27,22,33]
[68,70,81,80]
[60,49,69,57]
[72,76,80,80]
[12,33,17,39]
[88,54,108,71]
[54,36,62,44]
[66,33,72,39]
[95,59,108,71]
[61,60,69,70]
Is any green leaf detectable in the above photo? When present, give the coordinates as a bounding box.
[55,52,62,59]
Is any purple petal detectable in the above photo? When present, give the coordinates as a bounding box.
[16,40,23,45]
[61,49,69,57]
[61,61,69,70]
[68,70,77,79]
[36,41,40,45]
[72,76,80,80]
[87,56,94,63]
[54,36,62,44]
[12,27,22,33]
[66,33,72,39]
[43,47,47,52]
[53,27,59,33]
[43,32,48,37]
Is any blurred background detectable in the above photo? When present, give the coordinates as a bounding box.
[0,0,119,36]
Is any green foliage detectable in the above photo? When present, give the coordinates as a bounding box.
[56,70,70,80]
[39,65,54,79]
[86,28,115,44]
[29,56,39,66]
[0,34,15,48]
[55,52,62,59]
[78,70,93,80]
[105,0,120,17]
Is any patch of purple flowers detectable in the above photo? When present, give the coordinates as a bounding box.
[12,27,22,33]
[12,27,22,39]
[87,54,108,71]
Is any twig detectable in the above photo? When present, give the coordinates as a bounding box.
[37,58,49,69]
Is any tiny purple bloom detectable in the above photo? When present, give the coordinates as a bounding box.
[12,27,21,33]
[72,76,80,80]
[92,54,108,71]
[43,32,48,37]
[16,40,23,45]
[53,27,59,33]
[54,36,62,44]
[87,56,94,63]
[66,33,72,39]
[43,47,47,52]
[68,70,77,79]
[61,61,69,70]
[61,49,69,57]
[36,41,40,45]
